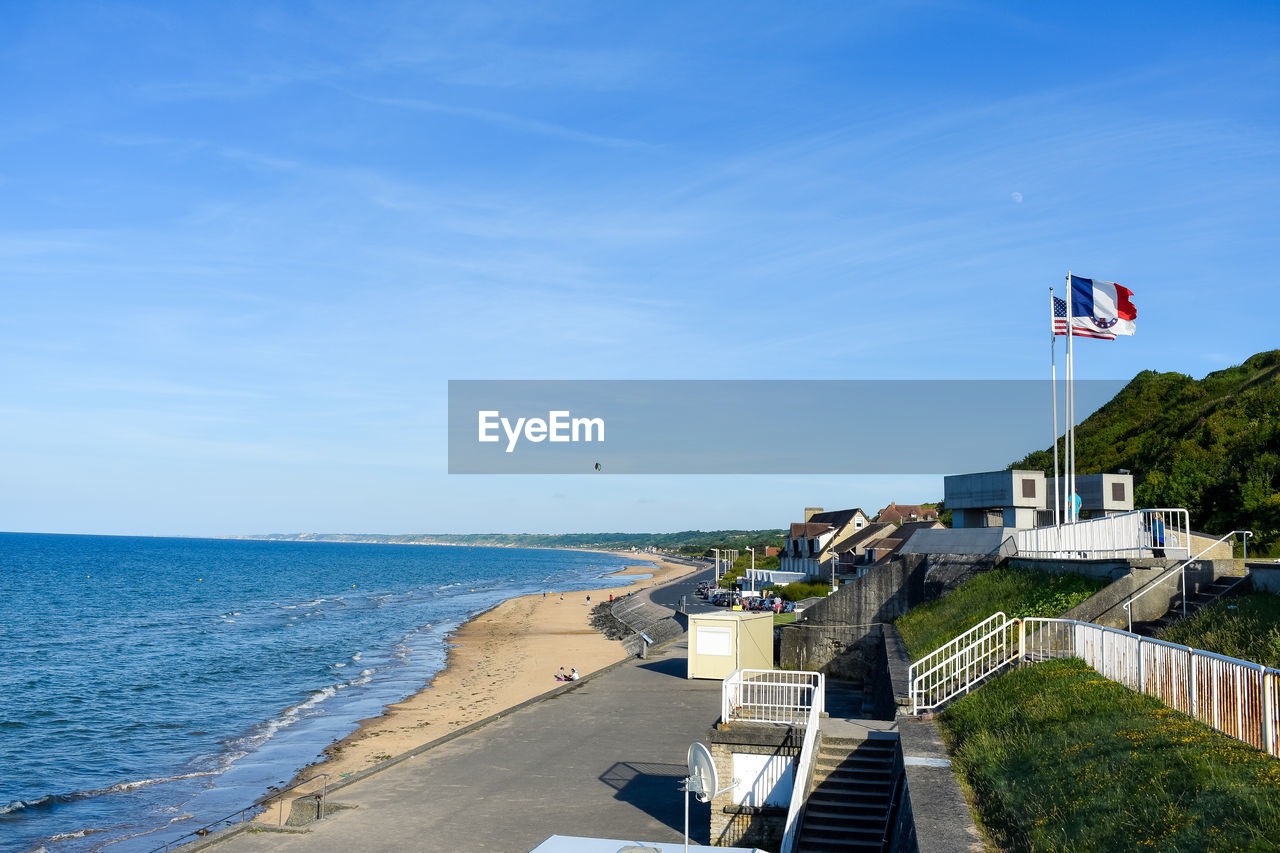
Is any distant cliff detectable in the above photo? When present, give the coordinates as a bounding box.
[1014,350,1280,551]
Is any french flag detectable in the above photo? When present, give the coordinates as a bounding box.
[1069,275,1137,337]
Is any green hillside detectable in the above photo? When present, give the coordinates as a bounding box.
[1014,350,1280,552]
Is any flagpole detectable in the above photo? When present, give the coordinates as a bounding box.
[1050,287,1060,527]
[1066,270,1076,523]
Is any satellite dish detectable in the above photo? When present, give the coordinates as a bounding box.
[687,742,717,803]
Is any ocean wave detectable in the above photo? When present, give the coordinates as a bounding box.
[0,772,217,817]
[47,827,109,841]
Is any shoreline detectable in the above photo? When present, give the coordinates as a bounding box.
[256,553,700,821]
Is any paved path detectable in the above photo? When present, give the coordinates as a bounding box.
[204,639,721,853]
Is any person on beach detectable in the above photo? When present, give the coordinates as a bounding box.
[556,667,566,681]
[569,668,580,681]
[586,595,591,605]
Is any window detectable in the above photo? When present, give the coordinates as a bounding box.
[1021,478,1037,499]
[1112,482,1126,502]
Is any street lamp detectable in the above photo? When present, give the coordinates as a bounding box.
[746,547,756,593]
[711,548,721,582]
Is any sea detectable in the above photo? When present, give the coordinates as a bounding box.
[0,533,650,853]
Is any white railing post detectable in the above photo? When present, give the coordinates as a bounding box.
[1182,650,1192,717]
[1266,671,1277,757]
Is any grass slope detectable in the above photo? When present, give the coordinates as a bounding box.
[940,659,1280,852]
[1156,591,1280,669]
[895,568,1106,661]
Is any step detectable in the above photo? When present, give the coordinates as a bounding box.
[798,835,880,850]
[803,809,886,830]
[803,799,885,814]
[803,819,885,840]
[808,778,890,794]
[815,764,894,780]
[815,759,894,774]
[809,785,892,800]
[797,842,882,853]
[816,754,894,770]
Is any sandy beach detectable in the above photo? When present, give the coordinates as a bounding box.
[257,553,699,821]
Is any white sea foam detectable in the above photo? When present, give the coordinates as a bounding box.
[85,771,218,797]
[47,827,105,841]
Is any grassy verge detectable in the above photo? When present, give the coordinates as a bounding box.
[1156,591,1280,668]
[895,568,1106,661]
[940,658,1280,852]
[773,612,797,626]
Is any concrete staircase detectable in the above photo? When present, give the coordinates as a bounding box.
[822,679,869,720]
[1136,570,1248,636]
[795,736,897,853]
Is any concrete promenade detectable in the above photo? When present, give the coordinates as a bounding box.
[203,634,721,852]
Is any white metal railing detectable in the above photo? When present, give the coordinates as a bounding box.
[1022,618,1279,758]
[1122,530,1251,632]
[913,613,1279,758]
[909,611,1009,684]
[1015,508,1191,560]
[722,668,824,726]
[778,676,825,853]
[909,613,1020,715]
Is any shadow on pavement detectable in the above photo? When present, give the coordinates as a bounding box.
[636,656,686,679]
[599,760,709,840]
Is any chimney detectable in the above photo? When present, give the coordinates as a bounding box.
[804,507,823,522]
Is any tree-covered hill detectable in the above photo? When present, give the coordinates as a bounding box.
[1014,350,1280,552]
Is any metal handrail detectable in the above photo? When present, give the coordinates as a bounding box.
[909,617,1019,714]
[145,773,330,852]
[778,686,824,853]
[915,613,1279,758]
[909,611,1007,679]
[722,668,823,726]
[1015,508,1191,560]
[1123,530,1251,631]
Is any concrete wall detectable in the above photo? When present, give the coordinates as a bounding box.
[1251,565,1280,594]
[1043,559,1243,629]
[1189,532,1236,560]
[707,725,801,849]
[779,554,996,680]
[1007,555,1135,581]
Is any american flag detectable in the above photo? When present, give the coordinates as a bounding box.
[1053,295,1116,340]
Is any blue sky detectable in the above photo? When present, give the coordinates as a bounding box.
[2,1,1277,536]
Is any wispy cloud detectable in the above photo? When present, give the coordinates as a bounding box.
[352,92,658,151]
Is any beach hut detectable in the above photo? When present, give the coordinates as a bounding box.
[686,611,774,680]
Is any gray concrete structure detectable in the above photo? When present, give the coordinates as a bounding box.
[1251,564,1280,594]
[779,553,997,678]
[898,527,1016,557]
[883,626,983,853]
[1047,473,1134,515]
[944,469,1045,529]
